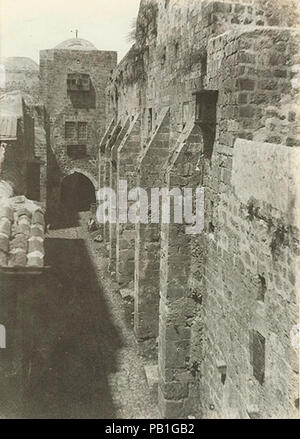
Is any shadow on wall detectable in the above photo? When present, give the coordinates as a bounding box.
[20,237,123,419]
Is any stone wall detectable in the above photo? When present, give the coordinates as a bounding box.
[101,0,300,418]
[0,57,40,101]
[116,115,142,285]
[199,139,299,418]
[0,92,47,207]
[0,274,45,416]
[134,108,170,357]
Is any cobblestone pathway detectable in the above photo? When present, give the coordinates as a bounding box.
[23,211,159,419]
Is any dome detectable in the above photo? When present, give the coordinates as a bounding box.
[54,38,97,51]
[2,57,39,72]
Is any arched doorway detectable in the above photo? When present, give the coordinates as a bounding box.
[61,172,96,212]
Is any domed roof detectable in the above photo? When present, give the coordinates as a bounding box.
[54,38,97,51]
[2,57,39,72]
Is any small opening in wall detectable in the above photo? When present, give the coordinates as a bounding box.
[295,398,299,409]
[250,330,265,385]
[175,41,179,56]
[257,274,266,302]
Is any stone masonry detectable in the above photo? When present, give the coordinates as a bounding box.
[134,108,170,355]
[101,0,300,418]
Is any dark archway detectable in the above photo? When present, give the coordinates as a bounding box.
[61,172,96,212]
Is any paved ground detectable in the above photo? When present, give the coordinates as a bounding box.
[21,210,159,419]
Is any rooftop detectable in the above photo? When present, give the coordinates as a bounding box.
[2,57,39,72]
[54,38,97,51]
[0,195,45,269]
[0,92,23,116]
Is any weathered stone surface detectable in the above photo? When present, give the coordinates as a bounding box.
[40,43,117,216]
[0,196,45,268]
[144,365,159,391]
[232,139,300,222]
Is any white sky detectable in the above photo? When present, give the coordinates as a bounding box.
[0,0,140,64]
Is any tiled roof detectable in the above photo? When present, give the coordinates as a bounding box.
[0,195,45,268]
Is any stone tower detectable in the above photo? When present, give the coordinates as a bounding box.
[39,37,117,217]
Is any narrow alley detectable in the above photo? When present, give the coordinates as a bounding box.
[21,211,159,419]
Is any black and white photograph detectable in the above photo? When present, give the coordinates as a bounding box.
[0,0,299,423]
